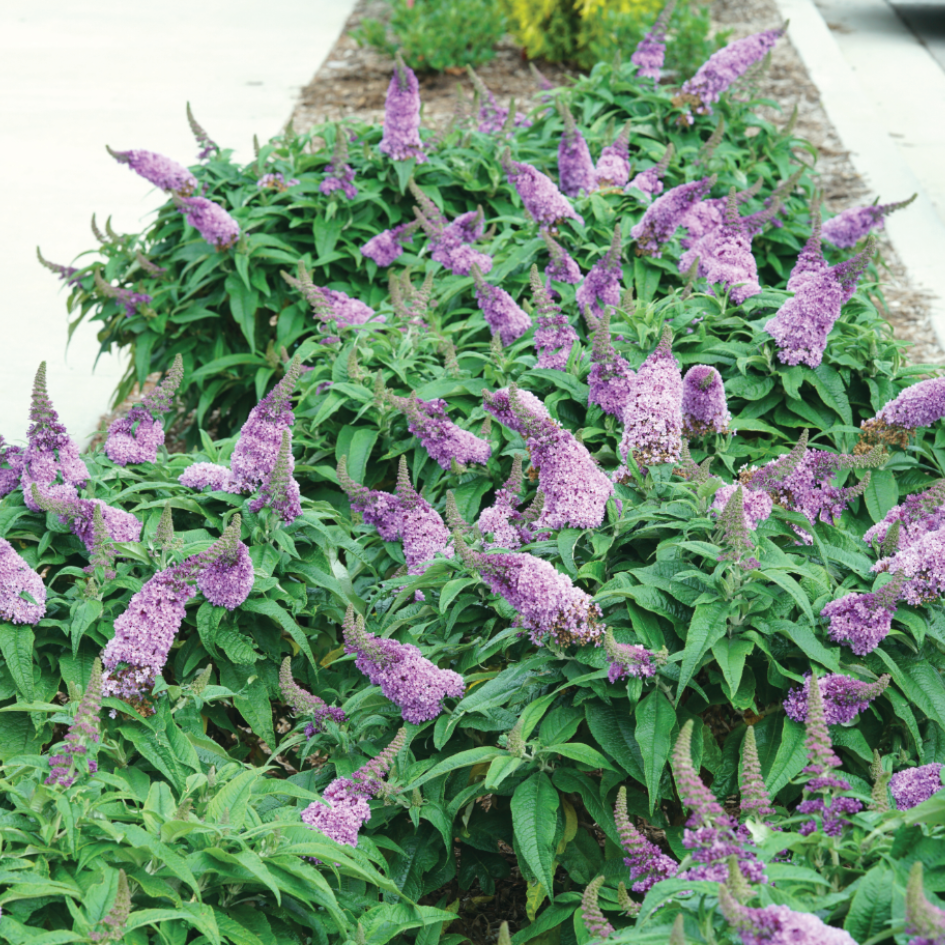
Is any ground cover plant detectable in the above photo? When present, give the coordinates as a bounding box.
[10,9,945,945]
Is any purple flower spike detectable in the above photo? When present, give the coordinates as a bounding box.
[864,376,945,446]
[472,264,531,345]
[0,436,25,499]
[822,194,916,248]
[455,535,605,647]
[557,100,597,198]
[905,862,945,945]
[343,610,464,722]
[46,659,104,788]
[379,53,426,163]
[619,327,683,468]
[175,195,240,250]
[864,481,945,554]
[890,764,945,811]
[739,726,774,820]
[765,203,875,367]
[821,586,899,656]
[681,29,783,115]
[476,455,535,551]
[711,483,772,533]
[106,146,197,196]
[388,391,491,470]
[783,673,890,725]
[699,190,762,304]
[102,517,244,699]
[682,365,731,436]
[542,230,582,284]
[279,657,346,735]
[482,386,550,434]
[530,266,578,370]
[30,486,142,554]
[0,537,46,625]
[589,312,636,418]
[631,176,715,257]
[320,126,357,199]
[230,359,301,494]
[360,220,419,267]
[489,385,613,530]
[576,224,623,328]
[605,629,655,683]
[626,143,674,202]
[197,538,254,610]
[248,428,302,524]
[719,887,857,945]
[20,362,88,512]
[106,354,183,466]
[301,729,406,851]
[503,150,584,228]
[179,462,234,492]
[632,0,675,80]
[614,785,677,892]
[468,68,532,134]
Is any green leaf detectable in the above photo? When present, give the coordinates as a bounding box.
[811,363,853,426]
[557,529,583,575]
[677,602,730,700]
[712,637,754,699]
[208,769,257,830]
[545,742,618,773]
[440,578,477,614]
[759,570,814,624]
[584,700,645,783]
[240,598,315,669]
[634,691,676,813]
[844,864,893,941]
[336,425,379,484]
[0,622,36,701]
[407,746,503,789]
[765,717,807,796]
[224,272,259,352]
[864,469,899,522]
[234,676,277,752]
[484,754,524,790]
[511,773,560,897]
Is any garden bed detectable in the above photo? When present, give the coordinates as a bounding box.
[292,0,943,364]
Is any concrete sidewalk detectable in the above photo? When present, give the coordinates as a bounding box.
[774,0,945,349]
[0,0,355,446]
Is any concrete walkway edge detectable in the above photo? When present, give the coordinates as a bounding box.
[773,0,945,352]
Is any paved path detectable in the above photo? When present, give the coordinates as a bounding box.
[0,0,355,446]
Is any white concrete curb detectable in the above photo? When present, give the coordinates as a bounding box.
[773,0,945,350]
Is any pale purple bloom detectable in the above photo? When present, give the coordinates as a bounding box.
[477,457,530,550]
[682,365,731,435]
[631,176,715,257]
[531,270,578,370]
[875,526,945,607]
[700,213,762,304]
[890,764,944,811]
[594,125,631,189]
[443,208,485,244]
[557,103,596,198]
[542,231,581,284]
[626,166,665,199]
[46,661,103,787]
[0,436,25,498]
[196,539,254,610]
[575,225,623,326]
[720,890,858,945]
[472,265,531,345]
[176,196,240,250]
[822,195,915,248]
[588,315,635,418]
[379,55,426,163]
[614,788,678,893]
[107,147,197,195]
[279,658,347,733]
[874,377,945,433]
[605,631,655,683]
[864,481,945,552]
[783,673,889,725]
[229,362,300,494]
[360,221,418,267]
[249,431,302,524]
[711,483,773,531]
[473,73,532,134]
[457,540,604,647]
[0,537,46,625]
[105,356,183,466]
[102,520,242,697]
[20,363,88,512]
[301,730,404,850]
[430,237,493,277]
[320,130,357,199]
[485,386,613,530]
[821,589,897,655]
[343,614,464,723]
[412,188,493,276]
[632,32,667,81]
[619,328,683,468]
[765,230,873,368]
[681,29,783,115]
[504,155,584,227]
[319,287,382,330]
[179,462,235,492]
[389,393,491,470]
[482,386,550,434]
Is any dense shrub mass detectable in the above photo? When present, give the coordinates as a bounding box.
[10,13,944,945]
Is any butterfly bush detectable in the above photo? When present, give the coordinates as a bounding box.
[719,886,857,945]
[576,225,623,327]
[594,122,632,189]
[106,147,197,196]
[175,195,241,250]
[890,764,945,811]
[279,658,347,736]
[631,176,715,256]
[503,150,584,227]
[631,0,675,81]
[682,365,731,435]
[588,312,636,417]
[530,267,578,370]
[387,392,492,470]
[379,53,425,162]
[557,100,597,198]
[783,673,890,725]
[0,537,46,624]
[822,194,915,248]
[472,264,531,345]
[906,863,945,945]
[542,231,582,285]
[46,660,103,788]
[626,143,673,199]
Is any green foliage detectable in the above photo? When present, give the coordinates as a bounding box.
[352,0,508,73]
[13,28,945,945]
